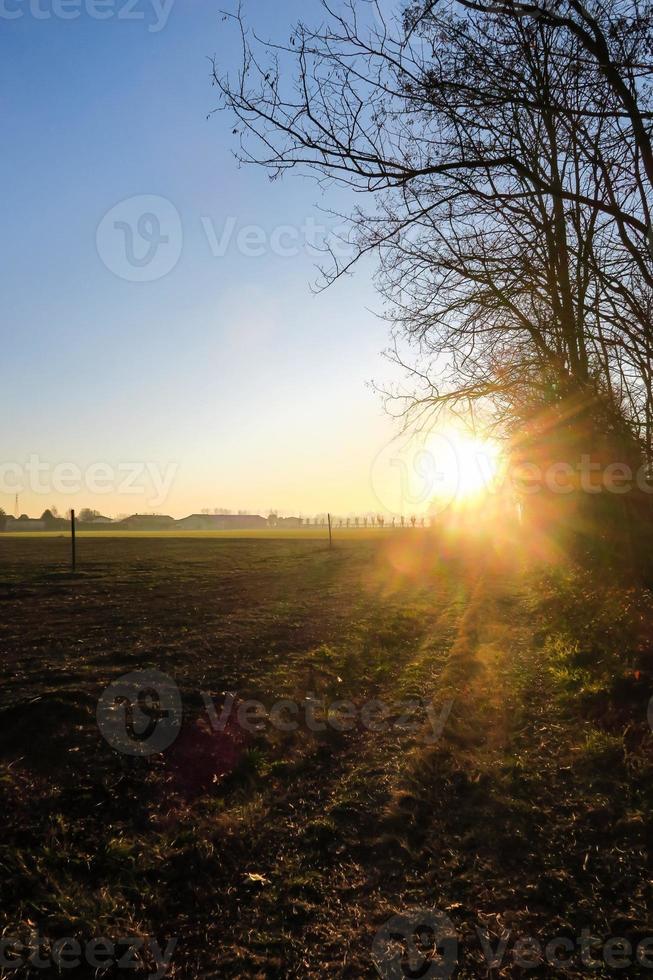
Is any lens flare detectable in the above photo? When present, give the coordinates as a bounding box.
[427,428,502,505]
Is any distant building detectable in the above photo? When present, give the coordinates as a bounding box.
[4,516,46,531]
[114,515,177,531]
[277,517,302,527]
[175,514,267,531]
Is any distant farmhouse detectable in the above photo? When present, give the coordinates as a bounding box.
[114,515,177,531]
[176,514,268,531]
[3,516,46,532]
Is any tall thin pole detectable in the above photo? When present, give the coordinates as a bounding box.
[328,512,333,549]
[71,509,77,573]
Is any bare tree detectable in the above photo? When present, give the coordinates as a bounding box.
[216,0,653,453]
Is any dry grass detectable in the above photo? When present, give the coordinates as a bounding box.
[0,535,651,977]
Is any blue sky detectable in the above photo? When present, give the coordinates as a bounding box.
[1,0,403,518]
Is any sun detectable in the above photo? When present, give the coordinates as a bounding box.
[451,430,501,498]
[425,428,502,505]
[370,425,504,518]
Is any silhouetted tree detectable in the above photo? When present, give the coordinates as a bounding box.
[218,0,653,452]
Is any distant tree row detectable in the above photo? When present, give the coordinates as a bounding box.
[288,515,430,528]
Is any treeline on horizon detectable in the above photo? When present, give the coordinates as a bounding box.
[0,509,438,531]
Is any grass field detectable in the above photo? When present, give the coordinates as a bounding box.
[1,534,652,977]
[1,528,382,540]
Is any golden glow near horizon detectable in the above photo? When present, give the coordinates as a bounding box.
[5,424,506,522]
[430,428,502,503]
[370,425,503,519]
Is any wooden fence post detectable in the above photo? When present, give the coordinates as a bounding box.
[71,509,77,573]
